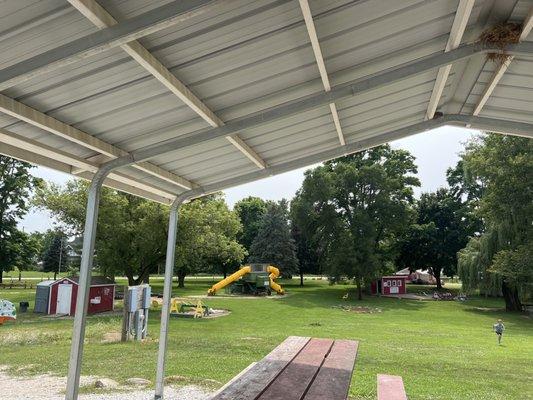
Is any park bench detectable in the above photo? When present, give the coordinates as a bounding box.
[210,336,359,400]
[377,374,407,400]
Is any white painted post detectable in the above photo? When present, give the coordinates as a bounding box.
[154,195,187,400]
[64,170,109,400]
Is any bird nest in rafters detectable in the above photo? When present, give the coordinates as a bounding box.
[479,22,522,64]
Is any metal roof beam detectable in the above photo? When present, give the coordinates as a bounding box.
[0,128,177,201]
[0,93,194,190]
[0,0,220,91]
[124,41,533,164]
[426,0,475,120]
[67,0,267,169]
[473,7,533,116]
[182,115,533,200]
[299,0,345,145]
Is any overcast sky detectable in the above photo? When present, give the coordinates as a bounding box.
[20,125,477,233]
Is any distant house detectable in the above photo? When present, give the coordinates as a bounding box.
[395,268,437,285]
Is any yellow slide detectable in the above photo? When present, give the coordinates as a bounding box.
[267,265,285,295]
[207,266,251,295]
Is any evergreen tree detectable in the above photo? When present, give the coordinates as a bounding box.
[249,200,298,277]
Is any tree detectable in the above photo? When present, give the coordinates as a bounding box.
[174,195,246,287]
[0,156,42,283]
[249,200,298,277]
[42,232,69,280]
[457,134,532,311]
[36,181,245,286]
[397,189,479,289]
[234,196,267,255]
[290,196,322,286]
[293,145,419,299]
[36,180,173,285]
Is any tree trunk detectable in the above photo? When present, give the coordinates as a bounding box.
[54,270,57,280]
[177,269,186,288]
[356,278,363,300]
[299,268,304,287]
[434,268,442,290]
[127,273,135,286]
[502,281,522,311]
[0,266,3,284]
[18,270,21,281]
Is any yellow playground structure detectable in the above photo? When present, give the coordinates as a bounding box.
[208,264,284,296]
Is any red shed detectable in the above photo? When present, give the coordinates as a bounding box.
[43,276,115,316]
[371,276,407,296]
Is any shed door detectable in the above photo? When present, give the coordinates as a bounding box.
[57,284,73,315]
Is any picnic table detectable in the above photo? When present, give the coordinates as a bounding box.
[210,336,408,400]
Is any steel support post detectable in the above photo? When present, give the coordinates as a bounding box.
[65,168,111,400]
[154,194,189,400]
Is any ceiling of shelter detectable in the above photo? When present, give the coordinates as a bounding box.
[0,0,532,204]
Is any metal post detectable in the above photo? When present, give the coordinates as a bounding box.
[65,168,111,400]
[154,195,188,400]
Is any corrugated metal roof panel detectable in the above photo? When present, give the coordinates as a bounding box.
[0,0,531,202]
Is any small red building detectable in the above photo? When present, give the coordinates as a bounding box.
[371,276,407,296]
[36,276,115,316]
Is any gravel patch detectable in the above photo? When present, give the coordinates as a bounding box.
[0,369,213,400]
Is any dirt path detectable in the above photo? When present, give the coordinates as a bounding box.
[0,368,212,400]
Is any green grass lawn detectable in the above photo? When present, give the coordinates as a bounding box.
[1,278,531,399]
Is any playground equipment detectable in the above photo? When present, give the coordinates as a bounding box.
[0,300,16,325]
[208,264,284,296]
[170,298,210,318]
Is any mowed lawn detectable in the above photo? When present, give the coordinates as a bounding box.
[0,278,531,400]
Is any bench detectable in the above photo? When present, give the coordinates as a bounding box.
[210,336,358,400]
[377,374,407,400]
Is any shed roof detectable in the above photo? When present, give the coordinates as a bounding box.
[0,0,532,203]
[56,276,115,286]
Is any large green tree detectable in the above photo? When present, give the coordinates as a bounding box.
[249,199,298,277]
[174,195,246,287]
[0,156,42,283]
[292,145,419,299]
[37,181,245,286]
[234,196,267,256]
[397,188,478,289]
[458,134,532,311]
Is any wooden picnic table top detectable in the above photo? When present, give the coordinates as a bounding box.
[211,336,359,400]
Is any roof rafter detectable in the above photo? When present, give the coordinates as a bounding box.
[66,0,267,169]
[426,0,475,120]
[0,93,193,190]
[299,0,345,145]
[0,0,219,91]
[473,7,533,116]
[0,127,177,201]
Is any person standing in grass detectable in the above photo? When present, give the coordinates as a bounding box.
[493,319,505,345]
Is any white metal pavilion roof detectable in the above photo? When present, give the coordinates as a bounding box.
[2,2,533,399]
[0,0,532,205]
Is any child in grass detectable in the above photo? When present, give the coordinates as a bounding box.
[493,319,505,345]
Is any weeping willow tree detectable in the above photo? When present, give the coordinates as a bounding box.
[456,134,532,311]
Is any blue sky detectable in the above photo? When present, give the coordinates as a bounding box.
[20,125,477,232]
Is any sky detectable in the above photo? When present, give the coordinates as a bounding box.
[19,125,477,233]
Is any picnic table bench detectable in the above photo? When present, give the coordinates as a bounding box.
[210,336,409,400]
[210,336,359,400]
